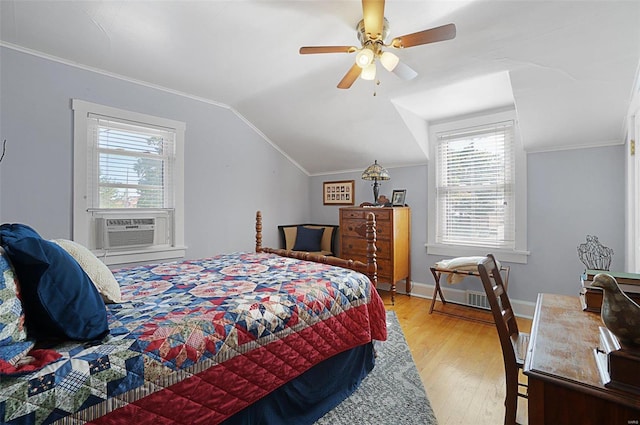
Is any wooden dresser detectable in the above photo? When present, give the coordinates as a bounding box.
[339,207,411,302]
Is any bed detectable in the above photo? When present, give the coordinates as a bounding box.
[0,211,386,424]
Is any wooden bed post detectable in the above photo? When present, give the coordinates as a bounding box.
[365,212,378,288]
[255,211,263,253]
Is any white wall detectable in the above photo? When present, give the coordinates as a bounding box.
[0,47,310,259]
[625,69,640,272]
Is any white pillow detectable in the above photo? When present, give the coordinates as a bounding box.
[51,239,122,303]
[436,256,500,270]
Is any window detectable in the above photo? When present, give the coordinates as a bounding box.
[436,121,514,247]
[73,100,186,265]
[427,110,528,263]
[88,116,175,210]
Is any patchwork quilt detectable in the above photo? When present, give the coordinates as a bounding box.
[0,252,387,425]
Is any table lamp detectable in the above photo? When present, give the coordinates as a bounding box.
[361,160,390,204]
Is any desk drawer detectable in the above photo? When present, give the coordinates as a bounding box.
[341,219,391,239]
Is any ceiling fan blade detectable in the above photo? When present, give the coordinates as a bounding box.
[299,46,357,55]
[337,63,362,89]
[362,0,385,41]
[392,61,418,80]
[390,23,456,49]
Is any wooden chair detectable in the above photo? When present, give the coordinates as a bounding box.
[477,254,529,425]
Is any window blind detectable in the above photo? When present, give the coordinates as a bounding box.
[87,115,176,209]
[435,120,515,249]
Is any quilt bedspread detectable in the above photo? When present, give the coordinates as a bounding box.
[0,252,386,425]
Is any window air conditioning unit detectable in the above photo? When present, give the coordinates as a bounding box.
[96,218,156,250]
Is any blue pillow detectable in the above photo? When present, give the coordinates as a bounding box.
[2,237,109,341]
[292,226,324,252]
[0,223,42,245]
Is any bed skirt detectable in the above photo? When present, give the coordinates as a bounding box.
[223,342,375,425]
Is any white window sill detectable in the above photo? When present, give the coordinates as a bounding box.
[92,245,187,266]
[425,243,529,264]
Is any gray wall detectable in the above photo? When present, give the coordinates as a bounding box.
[0,46,627,306]
[310,146,625,305]
[0,47,310,258]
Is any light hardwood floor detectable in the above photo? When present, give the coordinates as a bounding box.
[378,291,531,425]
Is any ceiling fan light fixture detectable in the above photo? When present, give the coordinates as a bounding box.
[380,51,399,72]
[361,63,377,80]
[299,3,457,90]
[355,47,375,68]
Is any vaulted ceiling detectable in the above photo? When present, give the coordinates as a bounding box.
[1,1,638,175]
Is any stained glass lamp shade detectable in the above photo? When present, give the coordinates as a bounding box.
[361,160,390,203]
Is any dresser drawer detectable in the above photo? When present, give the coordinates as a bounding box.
[340,209,391,222]
[341,219,391,239]
[375,260,392,280]
[341,236,390,258]
[345,254,392,278]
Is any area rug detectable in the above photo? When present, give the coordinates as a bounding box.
[315,311,438,425]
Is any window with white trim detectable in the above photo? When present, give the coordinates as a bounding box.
[72,100,186,265]
[436,121,514,247]
[427,110,528,263]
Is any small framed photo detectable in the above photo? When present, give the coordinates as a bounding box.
[392,189,407,206]
[323,180,355,205]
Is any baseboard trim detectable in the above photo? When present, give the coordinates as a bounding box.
[377,281,536,319]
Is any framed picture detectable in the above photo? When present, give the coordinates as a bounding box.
[323,180,355,205]
[392,189,407,206]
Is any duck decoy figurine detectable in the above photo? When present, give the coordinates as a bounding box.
[591,273,640,347]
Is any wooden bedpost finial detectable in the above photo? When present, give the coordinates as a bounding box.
[255,211,263,253]
[365,212,377,288]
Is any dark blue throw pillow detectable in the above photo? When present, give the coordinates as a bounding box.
[292,226,324,252]
[0,223,42,245]
[2,237,109,341]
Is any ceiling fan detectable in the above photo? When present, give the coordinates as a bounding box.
[299,0,456,89]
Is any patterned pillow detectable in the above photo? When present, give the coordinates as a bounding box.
[52,239,122,303]
[0,247,34,365]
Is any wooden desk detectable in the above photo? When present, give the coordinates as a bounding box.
[524,294,640,425]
